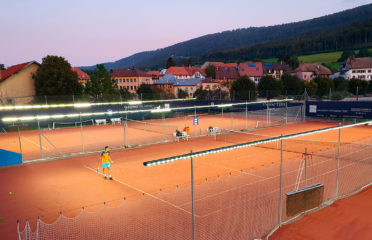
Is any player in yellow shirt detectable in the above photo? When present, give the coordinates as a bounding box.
[98,146,114,180]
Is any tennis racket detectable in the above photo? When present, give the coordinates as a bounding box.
[96,167,99,176]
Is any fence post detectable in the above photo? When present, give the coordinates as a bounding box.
[305,147,307,187]
[231,112,234,130]
[266,103,269,127]
[335,123,341,199]
[80,113,84,153]
[17,126,23,155]
[285,99,288,124]
[37,119,43,159]
[194,106,197,137]
[245,101,248,129]
[163,113,166,140]
[279,133,283,226]
[221,107,224,129]
[44,96,48,105]
[190,149,196,240]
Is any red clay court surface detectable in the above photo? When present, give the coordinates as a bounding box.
[0,120,372,239]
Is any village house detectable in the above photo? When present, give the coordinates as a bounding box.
[215,66,239,87]
[110,68,152,93]
[293,63,332,81]
[165,66,205,79]
[72,67,90,86]
[340,57,372,80]
[0,61,40,104]
[262,62,292,79]
[146,70,162,82]
[238,62,263,84]
[153,74,203,98]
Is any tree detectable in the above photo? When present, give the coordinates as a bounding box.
[119,87,136,101]
[356,48,371,57]
[280,73,304,96]
[369,80,372,93]
[205,65,216,79]
[230,76,257,100]
[166,57,175,69]
[258,75,282,99]
[303,80,318,98]
[32,55,82,97]
[348,78,369,95]
[279,56,299,69]
[187,58,193,66]
[177,88,189,98]
[338,50,355,62]
[313,77,334,99]
[84,64,119,101]
[0,64,5,70]
[333,77,348,91]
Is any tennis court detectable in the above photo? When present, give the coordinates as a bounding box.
[1,119,372,239]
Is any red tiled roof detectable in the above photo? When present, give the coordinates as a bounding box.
[0,62,37,82]
[186,67,206,77]
[346,57,372,69]
[111,68,150,77]
[147,71,160,76]
[295,63,332,75]
[215,67,239,80]
[207,62,237,69]
[72,67,90,80]
[166,67,190,76]
[238,62,263,77]
[201,78,219,83]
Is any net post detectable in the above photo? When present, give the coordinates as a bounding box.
[163,113,166,141]
[17,126,23,156]
[231,112,233,130]
[305,147,307,187]
[80,112,84,153]
[37,119,44,159]
[336,122,341,199]
[221,106,224,129]
[190,149,196,240]
[279,133,283,226]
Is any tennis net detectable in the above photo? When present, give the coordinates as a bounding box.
[52,119,94,129]
[124,118,179,135]
[215,129,340,157]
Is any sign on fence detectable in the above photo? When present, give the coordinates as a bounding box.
[193,116,199,125]
[306,101,372,119]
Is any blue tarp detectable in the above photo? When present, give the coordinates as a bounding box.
[0,149,22,166]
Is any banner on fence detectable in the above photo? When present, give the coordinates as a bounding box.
[306,101,372,119]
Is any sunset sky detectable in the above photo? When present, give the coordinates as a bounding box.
[0,0,370,67]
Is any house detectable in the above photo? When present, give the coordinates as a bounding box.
[110,68,152,93]
[238,62,263,84]
[146,71,161,82]
[153,74,203,98]
[165,66,205,79]
[340,57,372,80]
[0,61,40,104]
[200,78,221,91]
[215,66,240,87]
[293,63,332,81]
[262,62,292,79]
[71,68,90,86]
[201,61,237,69]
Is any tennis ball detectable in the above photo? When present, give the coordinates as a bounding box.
[9,192,12,195]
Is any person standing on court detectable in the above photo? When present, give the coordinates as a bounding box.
[98,146,114,180]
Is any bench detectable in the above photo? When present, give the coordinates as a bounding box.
[173,131,189,141]
[110,118,121,124]
[95,119,107,125]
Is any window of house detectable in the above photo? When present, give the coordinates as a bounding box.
[352,70,356,73]
[368,70,371,73]
[241,68,245,71]
[134,79,136,82]
[134,86,137,90]
[130,86,133,90]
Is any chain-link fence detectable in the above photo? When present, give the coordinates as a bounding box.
[15,120,372,239]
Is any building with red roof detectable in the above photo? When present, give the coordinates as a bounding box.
[238,62,263,84]
[71,68,90,86]
[294,63,332,81]
[201,62,237,69]
[146,70,161,82]
[110,68,152,93]
[0,61,40,104]
[166,66,205,79]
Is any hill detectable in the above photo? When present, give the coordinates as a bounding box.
[79,4,372,71]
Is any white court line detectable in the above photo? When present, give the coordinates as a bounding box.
[83,165,198,217]
[21,136,51,152]
[199,161,266,179]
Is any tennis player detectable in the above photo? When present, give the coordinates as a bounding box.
[98,146,114,180]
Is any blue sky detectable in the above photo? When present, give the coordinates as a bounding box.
[0,0,370,66]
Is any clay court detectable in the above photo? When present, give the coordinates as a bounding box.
[1,116,372,239]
